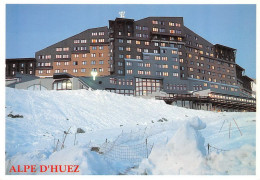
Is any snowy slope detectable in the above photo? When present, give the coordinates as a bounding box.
[5,87,256,175]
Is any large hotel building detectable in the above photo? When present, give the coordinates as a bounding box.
[6,16,256,111]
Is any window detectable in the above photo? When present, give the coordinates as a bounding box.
[119,54,124,58]
[91,39,97,43]
[176,30,182,34]
[155,56,161,61]
[91,53,96,57]
[136,56,141,59]
[159,28,165,32]
[136,25,142,30]
[126,55,131,59]
[126,62,132,66]
[55,69,60,73]
[127,69,133,74]
[145,71,151,75]
[152,20,158,24]
[74,40,80,44]
[156,71,162,76]
[176,23,181,27]
[91,60,96,65]
[74,54,79,58]
[64,62,69,66]
[136,40,141,45]
[63,47,69,51]
[63,55,69,59]
[161,49,167,54]
[162,64,168,69]
[119,39,124,43]
[162,57,168,61]
[163,72,168,76]
[171,50,177,54]
[143,26,148,30]
[56,55,62,59]
[152,27,158,32]
[143,34,149,38]
[99,68,103,72]
[127,40,131,44]
[161,43,166,47]
[126,47,131,51]
[173,65,178,69]
[138,70,144,75]
[53,80,72,90]
[154,42,159,46]
[81,68,86,73]
[178,37,182,41]
[99,53,104,57]
[145,63,151,67]
[118,62,123,66]
[173,73,179,77]
[145,41,150,46]
[81,39,87,43]
[38,70,43,74]
[56,48,62,51]
[98,39,105,43]
[138,62,144,67]
[99,60,104,64]
[92,32,98,36]
[172,57,178,62]
[56,62,61,66]
[169,22,175,26]
[99,31,105,36]
[119,47,124,51]
[169,30,175,34]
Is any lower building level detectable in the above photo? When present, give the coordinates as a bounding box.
[6,72,256,112]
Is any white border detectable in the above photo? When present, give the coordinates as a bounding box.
[0,1,259,180]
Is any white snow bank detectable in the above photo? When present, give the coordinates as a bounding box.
[6,145,131,175]
[137,117,208,174]
[5,88,256,175]
[206,144,255,175]
[137,117,255,175]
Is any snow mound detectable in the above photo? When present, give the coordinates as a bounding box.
[136,116,255,175]
[138,117,208,174]
[206,144,255,175]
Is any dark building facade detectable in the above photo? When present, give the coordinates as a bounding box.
[5,58,36,78]
[7,16,254,101]
[35,26,110,77]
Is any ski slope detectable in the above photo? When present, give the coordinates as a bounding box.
[5,88,256,175]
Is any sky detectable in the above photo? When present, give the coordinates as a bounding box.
[6,4,256,78]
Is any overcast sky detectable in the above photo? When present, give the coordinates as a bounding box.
[6,4,256,78]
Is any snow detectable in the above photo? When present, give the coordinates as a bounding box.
[5,87,256,175]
